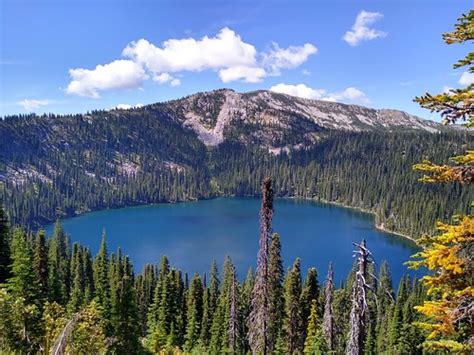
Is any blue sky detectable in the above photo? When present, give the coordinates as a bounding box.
[0,0,472,119]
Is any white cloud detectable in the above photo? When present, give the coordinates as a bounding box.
[269,83,326,99]
[170,78,181,86]
[123,28,258,78]
[152,72,181,86]
[262,42,317,75]
[66,28,317,96]
[343,11,387,46]
[66,60,148,98]
[270,83,370,105]
[324,87,370,104]
[112,103,144,110]
[19,99,49,112]
[459,71,474,86]
[153,72,173,84]
[302,69,311,76]
[219,65,266,83]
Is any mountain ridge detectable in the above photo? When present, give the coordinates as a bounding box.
[147,88,441,151]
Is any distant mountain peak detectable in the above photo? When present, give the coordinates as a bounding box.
[162,89,440,150]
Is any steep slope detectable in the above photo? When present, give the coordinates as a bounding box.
[162,89,440,151]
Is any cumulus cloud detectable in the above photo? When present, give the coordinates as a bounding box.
[262,42,317,75]
[66,60,148,98]
[324,87,370,104]
[65,28,317,96]
[270,83,370,105]
[269,83,326,100]
[19,99,49,112]
[343,11,387,46]
[123,28,258,75]
[219,65,266,83]
[459,71,474,86]
[112,103,144,110]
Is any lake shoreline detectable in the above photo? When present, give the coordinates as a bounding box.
[44,194,419,245]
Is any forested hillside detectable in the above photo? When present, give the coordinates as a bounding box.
[0,180,430,354]
[0,101,471,238]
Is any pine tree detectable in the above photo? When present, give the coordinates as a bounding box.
[47,221,70,304]
[68,243,85,313]
[284,257,304,354]
[248,177,274,354]
[411,13,473,351]
[375,261,393,354]
[184,273,204,352]
[240,267,254,354]
[93,230,111,329]
[210,256,234,353]
[322,262,334,352]
[7,228,42,352]
[0,204,10,284]
[301,267,319,341]
[111,256,141,353]
[268,233,284,352]
[304,299,328,354]
[82,247,94,304]
[228,264,238,354]
[34,229,48,300]
[136,263,156,335]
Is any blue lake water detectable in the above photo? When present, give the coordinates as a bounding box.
[45,198,423,285]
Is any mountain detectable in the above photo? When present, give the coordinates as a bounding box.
[0,89,470,235]
[161,89,440,151]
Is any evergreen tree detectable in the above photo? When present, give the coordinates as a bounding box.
[47,221,70,304]
[268,233,284,352]
[301,267,319,341]
[248,177,274,354]
[184,273,204,352]
[240,267,254,354]
[93,230,111,329]
[111,256,141,353]
[411,11,473,352]
[68,243,85,313]
[284,257,304,354]
[0,204,10,284]
[375,261,393,354]
[304,299,328,354]
[7,228,42,352]
[34,229,48,300]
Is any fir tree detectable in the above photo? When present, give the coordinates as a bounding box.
[93,230,111,329]
[301,267,319,341]
[34,229,48,300]
[0,204,10,284]
[304,299,328,354]
[7,228,42,352]
[284,257,304,354]
[68,243,85,313]
[184,273,204,352]
[47,221,70,304]
[268,233,284,352]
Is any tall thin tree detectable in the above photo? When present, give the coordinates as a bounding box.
[247,177,274,354]
[323,262,334,352]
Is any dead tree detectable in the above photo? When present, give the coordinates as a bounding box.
[323,261,334,351]
[346,239,373,355]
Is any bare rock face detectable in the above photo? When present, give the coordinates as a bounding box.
[162,89,440,151]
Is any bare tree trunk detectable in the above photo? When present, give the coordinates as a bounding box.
[247,178,274,355]
[229,264,237,355]
[323,261,334,351]
[346,240,369,355]
[51,313,80,355]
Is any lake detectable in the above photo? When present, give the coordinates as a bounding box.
[45,197,423,285]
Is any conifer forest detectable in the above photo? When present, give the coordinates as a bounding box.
[0,3,473,355]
